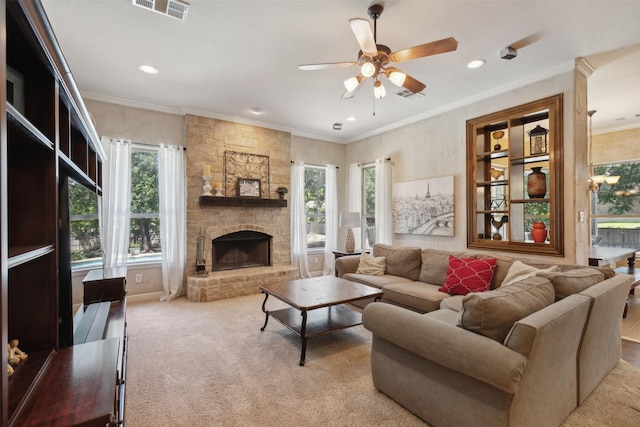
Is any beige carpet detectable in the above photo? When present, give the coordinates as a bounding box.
[125,294,640,426]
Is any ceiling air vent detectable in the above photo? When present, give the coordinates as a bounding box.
[132,0,190,21]
[395,89,426,100]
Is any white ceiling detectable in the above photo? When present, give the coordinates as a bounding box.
[40,0,640,143]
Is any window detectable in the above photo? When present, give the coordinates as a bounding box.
[590,161,640,248]
[69,181,101,269]
[129,149,161,262]
[362,165,376,249]
[305,166,326,248]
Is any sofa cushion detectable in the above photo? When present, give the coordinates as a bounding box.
[439,295,464,312]
[381,282,449,313]
[472,253,515,289]
[355,252,386,276]
[501,261,561,287]
[456,276,555,343]
[418,249,454,285]
[424,307,459,325]
[372,244,422,281]
[343,273,412,290]
[537,268,605,300]
[438,256,497,296]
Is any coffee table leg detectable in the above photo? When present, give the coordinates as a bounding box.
[260,291,270,331]
[300,310,308,366]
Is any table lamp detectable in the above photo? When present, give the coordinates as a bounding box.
[340,212,361,253]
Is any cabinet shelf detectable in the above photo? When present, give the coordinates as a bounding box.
[8,245,55,268]
[7,103,54,151]
[510,154,550,165]
[466,95,563,255]
[476,180,508,187]
[510,198,550,204]
[477,149,509,159]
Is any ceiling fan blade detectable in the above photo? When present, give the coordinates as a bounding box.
[400,73,426,94]
[298,62,357,71]
[349,18,378,56]
[388,37,458,63]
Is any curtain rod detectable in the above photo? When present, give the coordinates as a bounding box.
[357,157,391,167]
[290,160,339,169]
[105,138,186,150]
[131,141,186,151]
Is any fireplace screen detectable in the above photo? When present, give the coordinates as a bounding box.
[212,231,271,271]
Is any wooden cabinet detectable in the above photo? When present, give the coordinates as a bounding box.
[1,1,114,426]
[466,94,564,256]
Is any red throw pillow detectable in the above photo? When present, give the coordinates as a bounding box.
[438,255,497,295]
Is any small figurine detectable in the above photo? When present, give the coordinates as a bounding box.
[7,364,14,377]
[8,339,28,366]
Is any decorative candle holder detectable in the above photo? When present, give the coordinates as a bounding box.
[202,175,213,196]
[214,186,224,197]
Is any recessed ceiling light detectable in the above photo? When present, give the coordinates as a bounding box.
[250,107,264,115]
[346,116,357,122]
[467,59,486,69]
[139,64,159,74]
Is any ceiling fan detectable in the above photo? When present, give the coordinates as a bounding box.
[298,4,458,100]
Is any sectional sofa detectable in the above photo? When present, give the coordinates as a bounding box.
[335,244,632,427]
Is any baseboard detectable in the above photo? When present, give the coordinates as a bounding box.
[127,291,164,304]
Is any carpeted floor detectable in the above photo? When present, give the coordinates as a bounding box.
[124,294,640,426]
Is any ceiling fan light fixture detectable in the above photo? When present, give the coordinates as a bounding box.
[388,70,406,87]
[344,76,362,92]
[374,80,386,99]
[361,62,376,78]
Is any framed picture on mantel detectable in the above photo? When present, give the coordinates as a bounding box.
[237,178,261,197]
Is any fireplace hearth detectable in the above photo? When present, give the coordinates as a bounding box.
[212,231,271,271]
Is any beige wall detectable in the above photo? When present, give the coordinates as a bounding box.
[593,128,640,164]
[82,65,622,298]
[346,70,585,263]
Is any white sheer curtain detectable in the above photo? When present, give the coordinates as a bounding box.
[347,163,362,250]
[158,144,186,301]
[101,137,131,274]
[375,158,393,245]
[291,161,311,278]
[322,165,338,275]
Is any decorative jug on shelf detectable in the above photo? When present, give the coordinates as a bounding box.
[527,167,547,198]
[531,222,548,243]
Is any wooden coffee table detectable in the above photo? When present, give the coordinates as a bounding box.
[260,276,382,365]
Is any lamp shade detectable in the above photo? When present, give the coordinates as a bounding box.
[340,212,361,253]
[340,212,361,228]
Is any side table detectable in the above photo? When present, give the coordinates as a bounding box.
[332,250,368,276]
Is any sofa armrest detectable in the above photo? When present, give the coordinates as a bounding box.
[335,255,362,277]
[363,302,527,393]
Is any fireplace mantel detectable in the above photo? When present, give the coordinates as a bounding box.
[199,196,287,208]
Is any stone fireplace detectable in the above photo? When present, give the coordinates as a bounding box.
[185,114,298,302]
[212,231,271,271]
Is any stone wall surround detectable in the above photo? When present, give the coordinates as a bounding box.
[185,114,297,302]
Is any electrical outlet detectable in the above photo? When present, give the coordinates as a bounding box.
[135,274,142,283]
[579,210,585,222]
[314,256,319,264]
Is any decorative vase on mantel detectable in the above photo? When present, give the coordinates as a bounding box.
[527,167,547,199]
[531,221,548,243]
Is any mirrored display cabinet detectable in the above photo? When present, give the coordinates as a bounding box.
[466,94,564,256]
